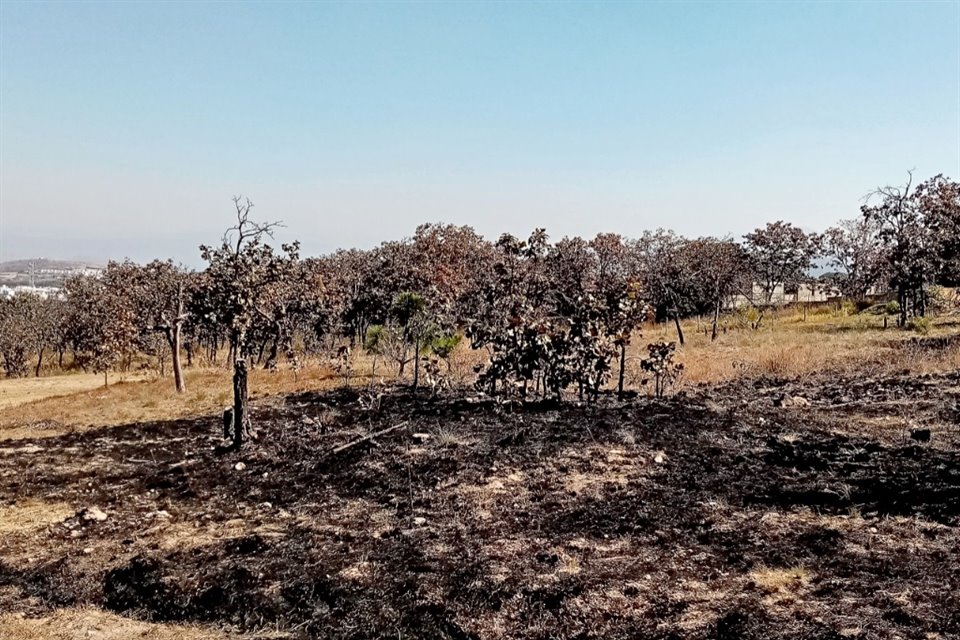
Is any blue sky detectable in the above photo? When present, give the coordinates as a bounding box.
[1,1,958,265]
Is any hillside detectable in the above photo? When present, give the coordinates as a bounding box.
[0,258,102,273]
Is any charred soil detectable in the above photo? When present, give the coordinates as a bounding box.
[1,370,959,639]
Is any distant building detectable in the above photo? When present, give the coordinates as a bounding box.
[726,282,842,308]
[0,285,61,300]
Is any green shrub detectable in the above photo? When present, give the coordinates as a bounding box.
[884,301,901,316]
[364,325,387,353]
[429,333,461,360]
[906,317,931,335]
[734,305,760,328]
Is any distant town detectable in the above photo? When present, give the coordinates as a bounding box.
[0,258,102,298]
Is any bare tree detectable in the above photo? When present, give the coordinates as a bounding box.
[200,197,299,448]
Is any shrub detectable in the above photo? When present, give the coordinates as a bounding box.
[429,333,461,361]
[733,305,761,330]
[906,316,932,335]
[839,300,858,317]
[640,341,684,398]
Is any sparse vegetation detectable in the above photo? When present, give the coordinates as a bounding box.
[1,177,958,639]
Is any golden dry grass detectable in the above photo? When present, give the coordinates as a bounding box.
[0,500,75,535]
[0,608,248,640]
[750,565,811,594]
[1,308,957,441]
[639,308,960,386]
[0,372,147,410]
[0,365,344,440]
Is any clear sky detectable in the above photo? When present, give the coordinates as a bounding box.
[1,1,958,265]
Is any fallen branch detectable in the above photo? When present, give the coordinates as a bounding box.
[332,421,409,454]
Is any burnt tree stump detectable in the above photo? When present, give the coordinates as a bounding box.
[232,359,249,449]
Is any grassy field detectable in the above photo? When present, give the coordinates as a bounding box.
[2,308,958,441]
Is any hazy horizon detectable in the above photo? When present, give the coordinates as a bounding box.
[2,1,958,267]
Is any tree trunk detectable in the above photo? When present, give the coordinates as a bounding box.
[103,370,108,388]
[34,348,43,377]
[711,300,720,342]
[185,340,193,367]
[264,339,278,370]
[617,342,627,400]
[232,359,248,449]
[412,339,420,390]
[673,314,685,346]
[171,325,185,393]
[58,347,64,370]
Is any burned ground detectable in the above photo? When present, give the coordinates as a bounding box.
[1,370,959,639]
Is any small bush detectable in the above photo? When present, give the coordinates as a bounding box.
[884,301,901,316]
[640,341,684,398]
[906,317,932,335]
[839,301,857,317]
[429,333,461,360]
[734,306,761,329]
[364,325,387,353]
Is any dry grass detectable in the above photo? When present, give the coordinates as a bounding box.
[750,565,811,594]
[1,309,957,441]
[0,500,75,535]
[0,608,247,640]
[638,309,960,387]
[0,373,147,410]
[0,365,344,440]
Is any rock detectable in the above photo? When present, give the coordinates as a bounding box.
[234,462,246,471]
[413,517,427,526]
[153,510,171,519]
[80,506,108,522]
[412,433,432,442]
[703,400,724,414]
[653,452,667,464]
[775,394,810,408]
[83,547,94,554]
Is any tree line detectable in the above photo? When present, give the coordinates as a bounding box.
[1,173,957,402]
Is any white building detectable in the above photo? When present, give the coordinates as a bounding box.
[0,285,61,300]
[726,282,843,308]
